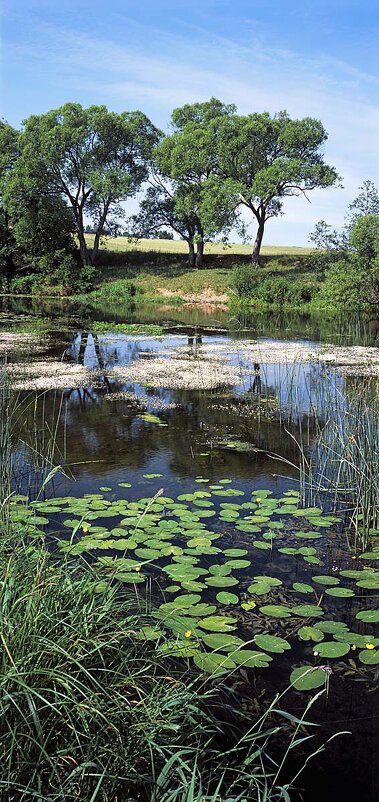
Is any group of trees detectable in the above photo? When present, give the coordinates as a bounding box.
[310,180,379,308]
[0,98,340,291]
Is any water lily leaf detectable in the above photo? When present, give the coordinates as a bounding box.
[293,583,314,594]
[134,548,161,559]
[291,605,324,618]
[254,575,282,587]
[294,531,322,540]
[253,541,272,550]
[312,575,340,586]
[247,582,272,596]
[205,576,239,588]
[201,633,245,651]
[317,620,348,634]
[313,642,350,658]
[198,615,237,632]
[209,564,232,576]
[230,650,272,668]
[224,559,251,569]
[259,605,292,618]
[169,594,201,608]
[356,609,379,623]
[358,649,379,665]
[118,482,132,487]
[223,549,248,557]
[158,642,199,658]
[114,572,145,583]
[254,634,291,653]
[359,550,379,560]
[298,626,324,642]
[180,581,208,592]
[325,587,355,597]
[99,487,112,492]
[193,652,236,673]
[187,604,217,617]
[290,666,327,691]
[216,591,239,605]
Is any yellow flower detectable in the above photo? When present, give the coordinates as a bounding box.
[184,630,192,639]
[135,565,141,572]
[351,644,357,651]
[256,498,262,503]
[81,522,90,533]
[365,643,375,650]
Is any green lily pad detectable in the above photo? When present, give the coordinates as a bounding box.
[298,626,324,642]
[254,634,291,653]
[259,605,292,618]
[200,633,245,651]
[293,582,314,594]
[317,621,348,634]
[205,576,239,588]
[291,605,324,618]
[290,666,327,691]
[198,615,237,632]
[193,652,236,673]
[230,650,273,668]
[223,549,248,557]
[325,587,355,597]
[356,609,379,623]
[358,649,379,665]
[216,591,239,605]
[313,642,350,658]
[312,575,340,586]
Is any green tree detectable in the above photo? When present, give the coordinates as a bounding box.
[152,100,242,266]
[18,103,160,266]
[346,180,379,227]
[214,110,340,263]
[0,121,20,280]
[132,183,199,264]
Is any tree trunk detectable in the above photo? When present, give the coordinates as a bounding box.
[77,224,92,266]
[195,239,204,267]
[251,220,265,265]
[188,240,195,266]
[92,202,110,264]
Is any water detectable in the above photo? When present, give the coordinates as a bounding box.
[2,298,378,802]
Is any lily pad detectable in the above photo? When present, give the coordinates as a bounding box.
[298,626,324,642]
[358,649,379,665]
[313,642,350,658]
[290,666,327,691]
[254,634,291,653]
[193,652,236,673]
[259,605,292,618]
[216,591,239,605]
[356,609,379,623]
[198,615,237,632]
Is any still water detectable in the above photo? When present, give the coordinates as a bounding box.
[2,298,379,802]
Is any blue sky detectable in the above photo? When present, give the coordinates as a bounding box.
[1,0,379,245]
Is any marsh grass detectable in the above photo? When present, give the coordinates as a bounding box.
[260,360,379,550]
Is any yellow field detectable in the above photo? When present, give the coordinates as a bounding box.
[85,235,312,257]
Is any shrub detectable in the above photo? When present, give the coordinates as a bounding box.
[314,257,373,310]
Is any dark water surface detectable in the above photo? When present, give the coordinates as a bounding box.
[2,298,378,802]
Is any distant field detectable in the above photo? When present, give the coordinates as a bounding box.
[85,235,312,257]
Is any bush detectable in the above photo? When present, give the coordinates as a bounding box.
[233,264,261,297]
[233,266,319,306]
[314,257,373,310]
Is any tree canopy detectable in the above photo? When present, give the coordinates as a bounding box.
[17,103,161,266]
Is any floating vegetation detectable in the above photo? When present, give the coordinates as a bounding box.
[10,477,379,688]
[5,360,94,390]
[110,355,246,390]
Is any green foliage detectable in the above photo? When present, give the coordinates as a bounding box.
[314,257,372,310]
[16,103,160,266]
[233,264,319,306]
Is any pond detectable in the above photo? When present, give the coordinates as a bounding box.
[1,297,378,802]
